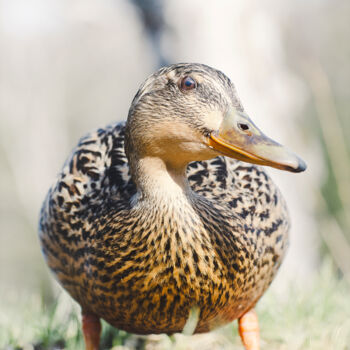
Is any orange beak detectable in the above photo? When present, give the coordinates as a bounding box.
[208,108,306,173]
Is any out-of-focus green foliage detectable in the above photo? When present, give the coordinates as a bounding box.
[283,1,350,280]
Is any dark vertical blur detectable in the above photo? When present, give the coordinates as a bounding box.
[130,0,169,67]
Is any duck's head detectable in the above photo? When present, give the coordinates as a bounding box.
[125,63,306,173]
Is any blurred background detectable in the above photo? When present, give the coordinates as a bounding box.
[0,0,349,349]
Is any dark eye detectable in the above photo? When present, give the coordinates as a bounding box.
[179,76,197,91]
[238,123,250,131]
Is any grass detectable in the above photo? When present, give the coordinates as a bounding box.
[1,261,349,350]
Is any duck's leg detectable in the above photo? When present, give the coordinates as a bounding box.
[82,312,101,350]
[238,309,260,350]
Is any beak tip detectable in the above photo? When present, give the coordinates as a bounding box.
[292,158,307,173]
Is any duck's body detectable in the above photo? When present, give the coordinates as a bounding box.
[40,122,288,334]
[39,63,305,349]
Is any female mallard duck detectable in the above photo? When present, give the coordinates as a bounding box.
[39,63,306,350]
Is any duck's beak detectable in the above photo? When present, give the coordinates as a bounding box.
[208,108,307,173]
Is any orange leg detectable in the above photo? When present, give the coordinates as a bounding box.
[238,309,260,350]
[82,312,101,350]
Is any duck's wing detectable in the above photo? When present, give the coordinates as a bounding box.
[38,121,135,302]
[39,121,135,256]
[41,121,135,222]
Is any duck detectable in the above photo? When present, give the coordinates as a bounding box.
[39,63,306,350]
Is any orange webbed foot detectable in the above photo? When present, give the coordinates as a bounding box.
[238,309,260,350]
[82,312,101,350]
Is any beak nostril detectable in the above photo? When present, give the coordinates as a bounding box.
[238,123,250,132]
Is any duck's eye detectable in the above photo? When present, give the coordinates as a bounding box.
[180,76,197,91]
[238,123,250,131]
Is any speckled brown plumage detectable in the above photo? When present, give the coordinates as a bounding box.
[39,63,293,338]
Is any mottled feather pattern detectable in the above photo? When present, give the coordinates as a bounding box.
[39,121,289,334]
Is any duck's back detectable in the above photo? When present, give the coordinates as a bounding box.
[39,121,289,334]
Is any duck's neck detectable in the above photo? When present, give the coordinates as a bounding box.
[130,156,192,205]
